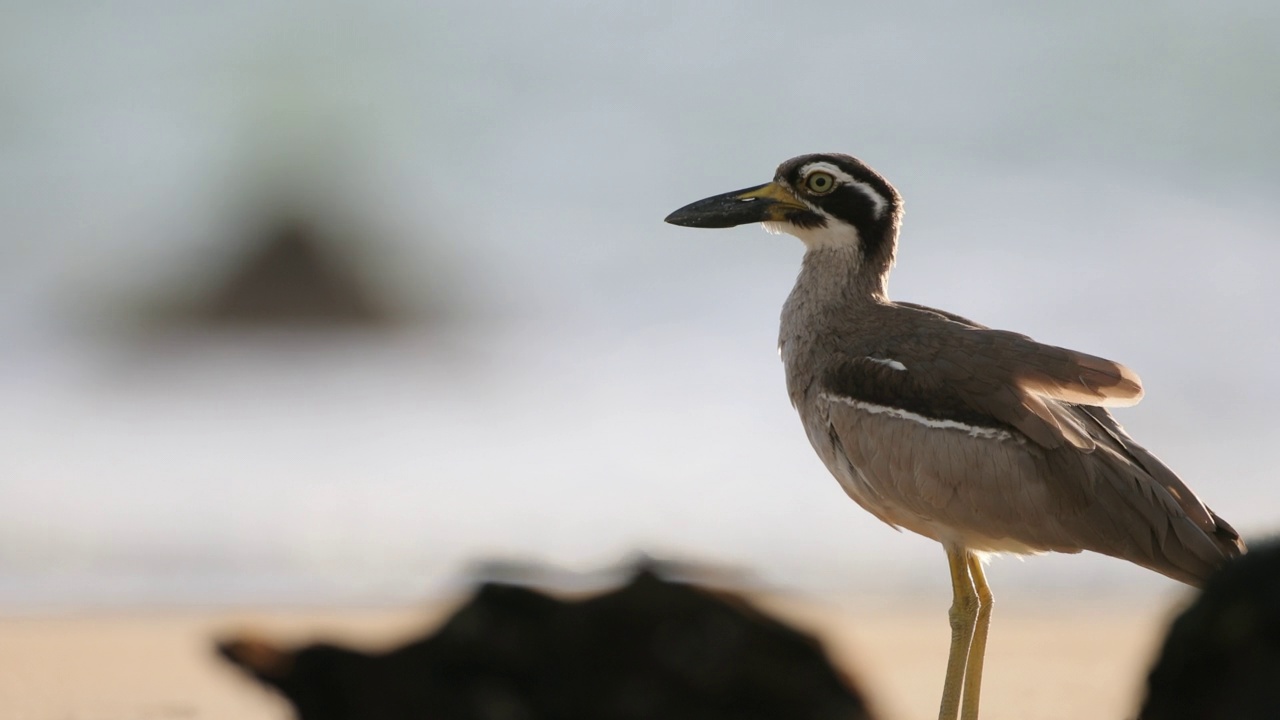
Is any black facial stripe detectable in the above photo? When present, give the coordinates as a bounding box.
[823,185,887,229]
[787,210,827,230]
[805,184,892,259]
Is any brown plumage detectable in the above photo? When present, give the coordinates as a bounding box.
[666,152,1244,720]
[804,298,1236,584]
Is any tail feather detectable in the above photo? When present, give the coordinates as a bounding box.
[1208,508,1246,558]
[1072,406,1245,586]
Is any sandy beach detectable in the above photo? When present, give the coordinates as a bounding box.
[0,590,1182,720]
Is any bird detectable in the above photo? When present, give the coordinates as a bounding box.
[663,153,1245,720]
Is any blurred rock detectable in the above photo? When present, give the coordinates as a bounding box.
[1140,541,1280,720]
[218,565,873,720]
[196,217,393,327]
[156,215,403,330]
[464,552,757,593]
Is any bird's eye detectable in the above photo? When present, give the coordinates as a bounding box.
[804,171,836,195]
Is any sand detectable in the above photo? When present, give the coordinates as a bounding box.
[0,592,1179,720]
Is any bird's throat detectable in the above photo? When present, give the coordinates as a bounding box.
[799,246,891,305]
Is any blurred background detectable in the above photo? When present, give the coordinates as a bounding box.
[2,0,1278,610]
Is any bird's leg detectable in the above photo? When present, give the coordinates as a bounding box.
[938,545,979,720]
[960,553,993,720]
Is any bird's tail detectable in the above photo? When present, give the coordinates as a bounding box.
[1207,508,1246,559]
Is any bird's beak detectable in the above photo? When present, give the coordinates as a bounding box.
[664,181,808,228]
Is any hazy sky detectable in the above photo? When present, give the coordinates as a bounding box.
[2,0,1278,606]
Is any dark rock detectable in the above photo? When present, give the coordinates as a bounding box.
[1140,540,1280,720]
[219,566,873,720]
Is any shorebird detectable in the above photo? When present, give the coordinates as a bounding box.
[664,153,1245,720]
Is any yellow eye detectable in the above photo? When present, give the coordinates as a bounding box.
[804,171,836,194]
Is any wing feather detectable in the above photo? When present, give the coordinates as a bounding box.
[808,301,1241,585]
[827,306,1143,450]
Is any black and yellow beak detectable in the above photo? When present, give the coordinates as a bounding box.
[664,181,809,229]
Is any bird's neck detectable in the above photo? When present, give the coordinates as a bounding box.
[797,246,891,305]
[780,246,889,409]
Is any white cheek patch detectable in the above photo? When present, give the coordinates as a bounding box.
[782,220,861,253]
[799,162,889,219]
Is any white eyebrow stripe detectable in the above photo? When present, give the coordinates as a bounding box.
[799,161,889,219]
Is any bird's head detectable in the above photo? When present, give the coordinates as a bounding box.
[665,153,903,270]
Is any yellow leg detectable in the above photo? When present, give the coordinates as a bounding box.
[960,553,993,720]
[938,546,978,720]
